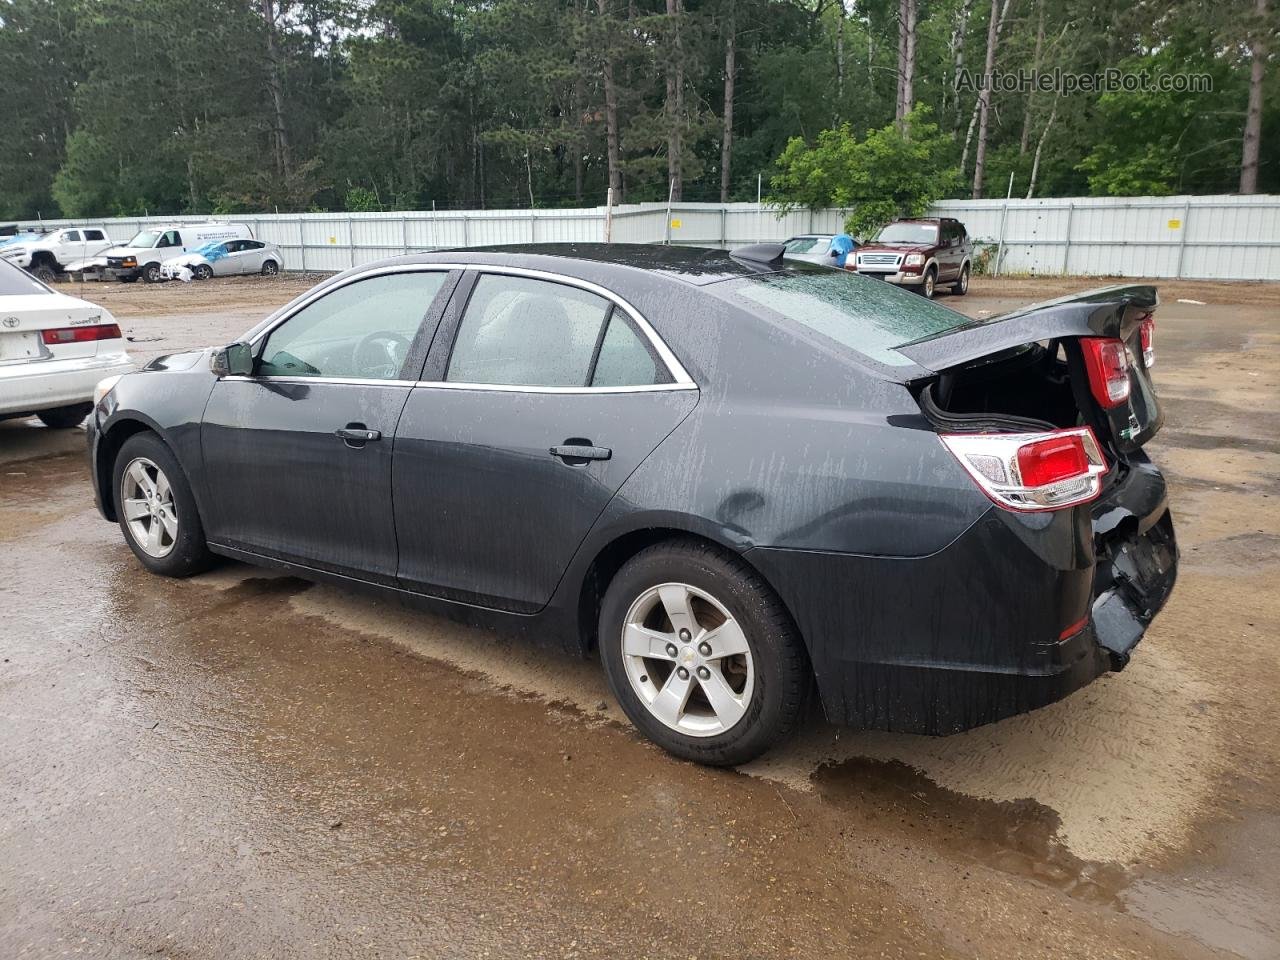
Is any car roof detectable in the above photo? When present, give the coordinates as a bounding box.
[387,243,830,287]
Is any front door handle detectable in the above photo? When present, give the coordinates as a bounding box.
[550,443,611,463]
[335,424,382,446]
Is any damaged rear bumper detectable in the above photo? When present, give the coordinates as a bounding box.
[746,455,1178,735]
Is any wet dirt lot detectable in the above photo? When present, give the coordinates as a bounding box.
[2,273,1278,959]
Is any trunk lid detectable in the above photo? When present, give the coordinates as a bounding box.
[0,292,114,364]
[901,285,1160,454]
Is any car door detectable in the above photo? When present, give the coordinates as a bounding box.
[238,241,266,274]
[210,241,239,276]
[200,267,457,582]
[392,270,699,612]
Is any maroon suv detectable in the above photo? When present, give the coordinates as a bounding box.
[851,217,971,299]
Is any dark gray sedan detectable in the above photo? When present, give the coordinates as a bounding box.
[87,244,1177,765]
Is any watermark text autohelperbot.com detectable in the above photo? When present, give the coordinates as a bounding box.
[957,68,1213,95]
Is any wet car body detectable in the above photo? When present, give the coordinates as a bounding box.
[87,244,1177,751]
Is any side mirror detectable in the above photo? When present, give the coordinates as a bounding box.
[211,341,254,378]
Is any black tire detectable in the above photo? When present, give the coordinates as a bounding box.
[598,539,811,766]
[919,266,937,299]
[31,261,58,284]
[951,263,970,296]
[112,431,215,577]
[194,264,213,281]
[36,403,93,429]
[142,262,162,283]
[261,259,279,276]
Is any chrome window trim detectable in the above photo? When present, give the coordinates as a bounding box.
[219,374,695,395]
[244,261,697,392]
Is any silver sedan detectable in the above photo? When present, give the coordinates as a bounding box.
[160,240,283,281]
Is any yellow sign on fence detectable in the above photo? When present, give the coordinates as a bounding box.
[669,219,682,229]
[1167,219,1182,230]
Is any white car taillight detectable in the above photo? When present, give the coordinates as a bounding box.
[1139,315,1155,368]
[940,427,1108,512]
[1080,337,1132,407]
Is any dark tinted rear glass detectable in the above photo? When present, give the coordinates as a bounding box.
[0,259,51,295]
[720,270,970,367]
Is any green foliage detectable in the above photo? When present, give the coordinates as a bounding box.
[0,0,1274,219]
[770,107,959,238]
[344,186,381,213]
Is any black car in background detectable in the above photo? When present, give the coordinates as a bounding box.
[87,244,1177,765]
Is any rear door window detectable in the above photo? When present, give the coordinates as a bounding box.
[84,230,105,241]
[722,271,971,367]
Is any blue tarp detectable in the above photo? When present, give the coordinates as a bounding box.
[193,241,232,262]
[829,234,857,268]
[0,232,44,250]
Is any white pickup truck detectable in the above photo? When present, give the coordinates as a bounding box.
[0,228,115,283]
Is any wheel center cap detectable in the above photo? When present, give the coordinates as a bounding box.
[680,646,697,666]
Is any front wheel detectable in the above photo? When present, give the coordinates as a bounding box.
[599,540,811,766]
[31,262,58,284]
[194,264,213,281]
[951,263,970,296]
[919,266,937,299]
[112,432,214,577]
[142,263,162,283]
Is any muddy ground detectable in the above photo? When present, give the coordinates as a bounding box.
[1,272,1278,959]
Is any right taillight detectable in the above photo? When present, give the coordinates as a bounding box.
[940,427,1108,512]
[1080,337,1131,408]
[1139,316,1155,368]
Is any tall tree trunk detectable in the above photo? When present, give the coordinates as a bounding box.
[895,0,908,120]
[720,1,736,202]
[1020,0,1044,155]
[598,0,623,203]
[1240,0,1267,194]
[972,0,1013,198]
[261,0,291,182]
[902,0,917,132]
[951,0,974,127]
[836,4,844,112]
[665,0,684,202]
[1025,102,1056,198]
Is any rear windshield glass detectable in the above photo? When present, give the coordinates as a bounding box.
[0,259,51,295]
[783,236,829,254]
[721,270,969,367]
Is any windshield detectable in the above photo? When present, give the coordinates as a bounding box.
[874,222,938,245]
[783,236,831,254]
[127,230,161,248]
[0,258,51,295]
[720,270,970,367]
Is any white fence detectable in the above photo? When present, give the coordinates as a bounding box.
[18,194,1280,281]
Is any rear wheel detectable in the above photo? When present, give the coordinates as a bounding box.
[36,403,92,429]
[112,432,214,577]
[142,262,162,283]
[599,540,810,766]
[951,263,970,296]
[261,260,279,276]
[194,264,213,281]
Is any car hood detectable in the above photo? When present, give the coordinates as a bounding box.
[858,243,932,256]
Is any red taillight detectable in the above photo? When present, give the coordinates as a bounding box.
[1016,433,1089,487]
[41,323,123,345]
[939,427,1107,512]
[1139,316,1155,368]
[1080,337,1131,408]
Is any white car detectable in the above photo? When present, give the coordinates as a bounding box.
[0,227,115,283]
[781,234,837,265]
[160,239,283,281]
[0,259,134,428]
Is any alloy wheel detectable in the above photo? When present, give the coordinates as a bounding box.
[620,582,755,737]
[120,457,179,558]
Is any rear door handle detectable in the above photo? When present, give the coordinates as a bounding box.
[550,444,611,462]
[335,425,381,445]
